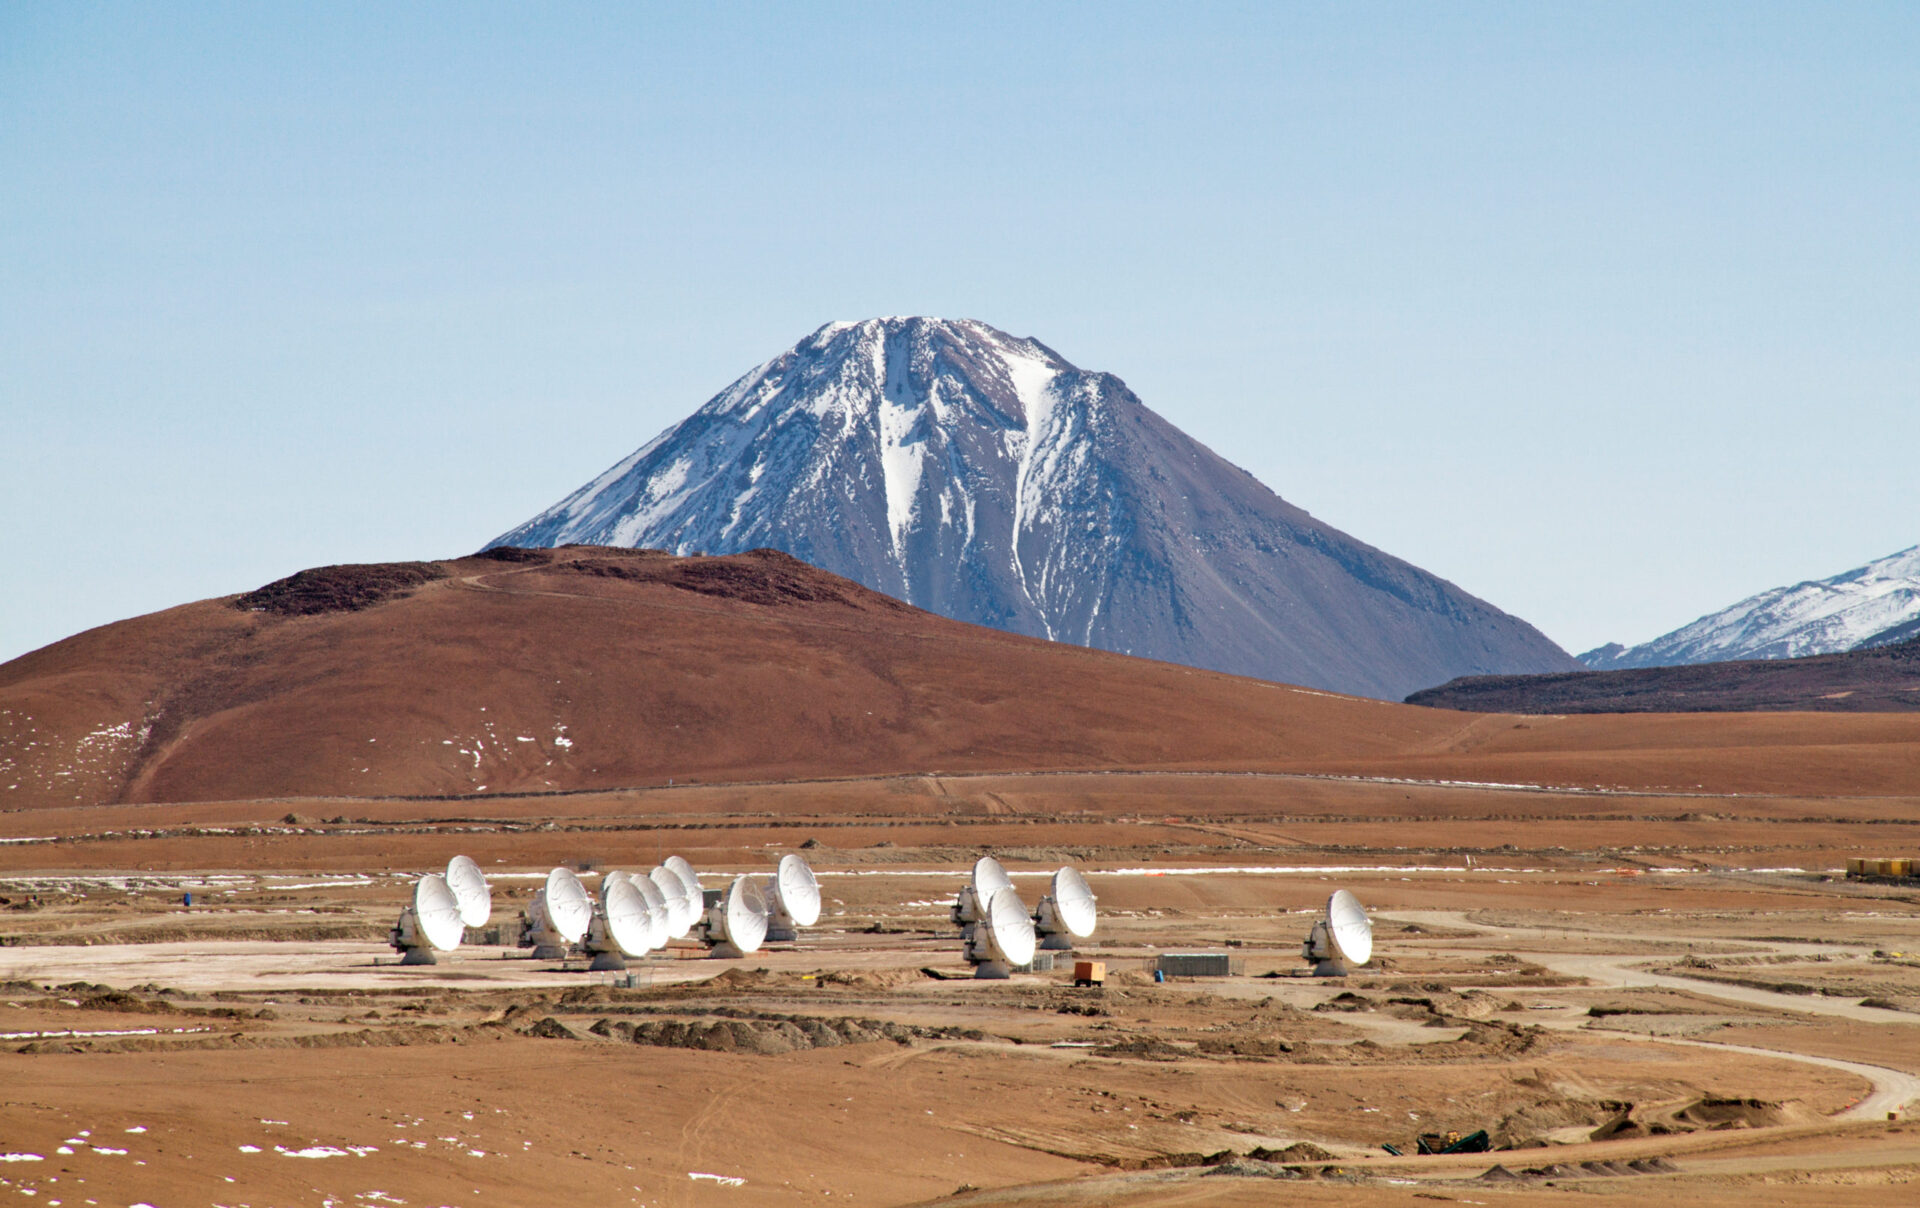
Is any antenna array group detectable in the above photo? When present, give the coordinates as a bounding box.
[393,854,1375,979]
[388,852,823,967]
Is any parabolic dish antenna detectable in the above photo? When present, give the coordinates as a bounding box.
[664,855,701,899]
[1302,889,1373,976]
[416,875,466,951]
[446,855,491,928]
[524,866,593,960]
[702,875,769,959]
[630,869,670,951]
[1034,866,1097,950]
[391,873,465,965]
[649,865,698,938]
[1328,889,1373,966]
[966,885,1036,978]
[544,868,593,942]
[602,876,653,957]
[763,853,821,941]
[952,854,1015,927]
[974,855,1014,898]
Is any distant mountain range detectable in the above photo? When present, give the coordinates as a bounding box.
[1411,631,1920,714]
[492,317,1578,699]
[1581,544,1920,671]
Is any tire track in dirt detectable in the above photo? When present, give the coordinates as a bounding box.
[1385,909,1920,1119]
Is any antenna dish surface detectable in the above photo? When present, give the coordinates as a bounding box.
[972,856,1013,899]
[649,866,697,936]
[720,876,769,954]
[1327,890,1373,966]
[1050,867,1098,938]
[630,872,670,950]
[983,886,1037,967]
[602,876,653,956]
[446,855,491,927]
[414,874,466,951]
[774,854,822,927]
[543,868,593,943]
[664,855,700,893]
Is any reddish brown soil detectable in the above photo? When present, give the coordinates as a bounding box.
[6,549,1920,1206]
[4,547,1918,814]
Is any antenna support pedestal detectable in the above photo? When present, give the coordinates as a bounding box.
[708,940,751,959]
[1037,932,1075,951]
[588,950,628,971]
[765,926,798,943]
[398,946,439,966]
[973,959,1013,980]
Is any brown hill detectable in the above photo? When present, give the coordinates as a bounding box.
[4,546,1917,808]
[1408,635,1920,715]
[0,546,1447,807]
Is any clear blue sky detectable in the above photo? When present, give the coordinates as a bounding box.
[4,3,1916,665]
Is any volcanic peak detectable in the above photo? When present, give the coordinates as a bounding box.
[492,317,1579,699]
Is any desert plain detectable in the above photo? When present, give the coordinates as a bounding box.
[2,764,1920,1208]
[2,552,1919,1206]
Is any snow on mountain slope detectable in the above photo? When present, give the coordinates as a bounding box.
[1581,543,1920,671]
[492,317,1579,699]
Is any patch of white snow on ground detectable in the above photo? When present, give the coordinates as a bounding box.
[689,1171,746,1186]
[276,1144,370,1159]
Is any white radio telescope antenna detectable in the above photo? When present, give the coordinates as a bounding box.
[1302,889,1373,976]
[964,885,1036,979]
[1034,866,1097,950]
[390,873,465,966]
[649,865,699,939]
[446,855,492,929]
[585,873,656,971]
[699,875,769,959]
[630,869,671,952]
[951,855,1014,928]
[522,867,593,961]
[763,853,821,942]
[664,855,701,899]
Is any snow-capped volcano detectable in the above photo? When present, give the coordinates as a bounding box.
[492,317,1578,698]
[1582,543,1920,671]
